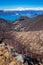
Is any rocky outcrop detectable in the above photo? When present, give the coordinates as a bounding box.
[0,44,23,65]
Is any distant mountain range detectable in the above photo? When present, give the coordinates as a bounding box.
[0,10,43,20]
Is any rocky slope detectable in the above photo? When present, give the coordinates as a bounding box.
[12,15,43,31]
[7,31,43,63]
[0,39,43,65]
[0,15,43,64]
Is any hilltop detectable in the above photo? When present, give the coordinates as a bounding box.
[12,15,43,31]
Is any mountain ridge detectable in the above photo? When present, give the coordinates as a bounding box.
[12,14,43,31]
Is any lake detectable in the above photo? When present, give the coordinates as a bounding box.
[0,15,21,21]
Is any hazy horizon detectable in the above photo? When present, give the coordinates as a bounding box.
[0,0,43,10]
[0,7,43,11]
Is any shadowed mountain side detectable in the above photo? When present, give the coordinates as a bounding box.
[0,18,13,32]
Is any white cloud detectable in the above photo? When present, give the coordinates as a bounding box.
[3,7,43,11]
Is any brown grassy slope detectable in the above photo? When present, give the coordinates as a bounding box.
[3,31,43,63]
[0,45,23,65]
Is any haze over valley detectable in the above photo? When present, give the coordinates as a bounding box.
[0,10,43,21]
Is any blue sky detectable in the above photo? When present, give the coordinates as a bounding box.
[0,0,43,10]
